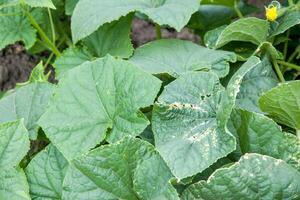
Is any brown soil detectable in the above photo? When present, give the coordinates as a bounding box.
[0,45,38,91]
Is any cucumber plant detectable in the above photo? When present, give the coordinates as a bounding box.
[0,0,300,199]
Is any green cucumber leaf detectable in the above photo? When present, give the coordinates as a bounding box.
[23,0,56,9]
[204,25,227,49]
[152,56,261,179]
[229,109,300,171]
[217,56,261,127]
[65,0,79,15]
[216,17,269,48]
[152,71,236,179]
[0,168,31,200]
[62,137,179,200]
[0,83,53,139]
[0,6,36,49]
[188,5,233,33]
[25,144,68,200]
[130,39,237,78]
[236,57,278,113]
[259,80,300,130]
[53,47,93,79]
[182,154,300,200]
[83,14,134,58]
[71,0,199,42]
[39,55,161,160]
[0,120,29,168]
[270,11,300,37]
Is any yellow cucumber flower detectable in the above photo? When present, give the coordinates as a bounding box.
[266,6,278,21]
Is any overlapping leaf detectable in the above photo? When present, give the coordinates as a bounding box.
[62,137,179,200]
[182,154,300,200]
[259,81,300,130]
[39,55,161,160]
[152,72,236,179]
[0,120,29,169]
[0,168,31,200]
[83,14,134,59]
[235,57,278,112]
[130,39,237,78]
[0,5,36,49]
[0,82,53,139]
[228,109,300,171]
[270,11,300,37]
[53,47,93,79]
[152,56,261,179]
[71,0,199,42]
[25,144,68,200]
[65,0,79,15]
[216,17,269,48]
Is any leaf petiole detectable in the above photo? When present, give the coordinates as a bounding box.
[20,4,61,56]
[277,60,300,71]
[234,0,243,18]
[155,23,162,39]
[272,59,285,82]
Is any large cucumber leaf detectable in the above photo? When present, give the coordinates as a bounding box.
[228,109,300,171]
[83,14,134,59]
[62,137,179,200]
[182,154,300,200]
[53,47,93,79]
[270,11,300,37]
[0,168,31,200]
[0,5,36,49]
[216,17,269,48]
[71,0,199,42]
[152,71,236,179]
[0,83,53,139]
[39,55,161,160]
[0,120,29,168]
[151,56,261,179]
[25,144,68,200]
[259,81,300,131]
[130,39,237,78]
[235,57,278,113]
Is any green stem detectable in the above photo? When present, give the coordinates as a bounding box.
[21,5,61,56]
[44,52,54,68]
[155,24,162,40]
[283,30,290,61]
[47,8,55,43]
[287,49,298,62]
[277,60,300,71]
[288,0,294,6]
[234,0,243,18]
[272,59,285,82]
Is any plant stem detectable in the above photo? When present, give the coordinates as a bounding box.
[234,0,243,18]
[155,24,162,39]
[277,60,300,71]
[47,8,55,43]
[283,30,290,60]
[272,59,285,82]
[21,5,61,56]
[287,45,300,63]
